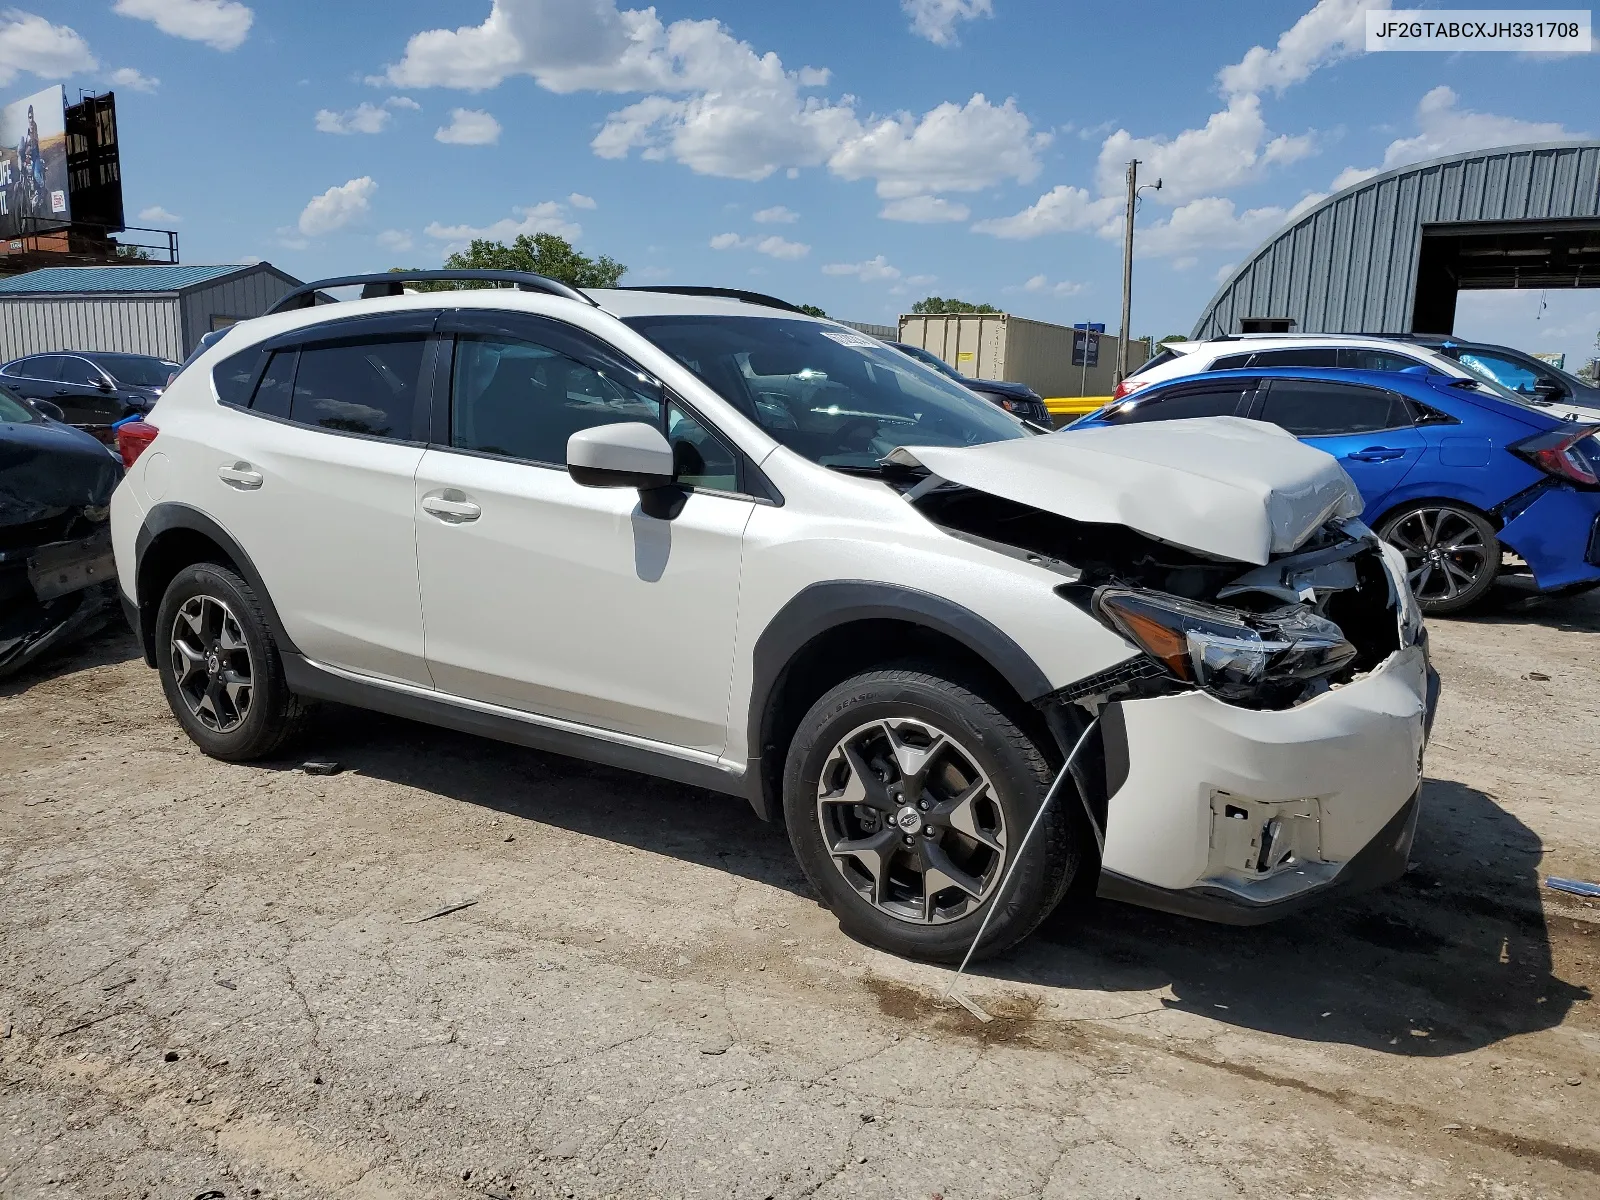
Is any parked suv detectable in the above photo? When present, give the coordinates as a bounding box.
[888,341,1052,425]
[111,272,1436,961]
[1122,334,1600,425]
[1,351,181,442]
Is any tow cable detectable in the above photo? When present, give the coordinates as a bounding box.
[941,716,1103,1022]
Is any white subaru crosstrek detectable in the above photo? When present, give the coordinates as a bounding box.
[110,273,1438,962]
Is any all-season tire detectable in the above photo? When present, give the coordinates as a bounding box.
[1377,502,1500,616]
[783,665,1080,963]
[155,563,311,761]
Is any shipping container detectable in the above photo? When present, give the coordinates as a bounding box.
[896,311,1149,401]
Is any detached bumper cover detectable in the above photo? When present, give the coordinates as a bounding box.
[1095,645,1431,922]
[1497,484,1600,591]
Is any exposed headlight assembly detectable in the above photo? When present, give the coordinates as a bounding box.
[1094,587,1358,705]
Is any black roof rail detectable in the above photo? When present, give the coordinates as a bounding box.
[265,270,598,315]
[612,285,809,314]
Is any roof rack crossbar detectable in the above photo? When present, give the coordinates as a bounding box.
[265,270,598,315]
[613,285,808,314]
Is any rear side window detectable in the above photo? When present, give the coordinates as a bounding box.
[253,350,296,419]
[1258,380,1409,436]
[1338,347,1430,372]
[1111,383,1252,424]
[1209,352,1253,370]
[289,336,427,438]
[24,356,66,381]
[1245,347,1338,368]
[214,345,267,408]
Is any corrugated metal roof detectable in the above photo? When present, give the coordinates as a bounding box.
[0,264,257,295]
[1192,141,1600,339]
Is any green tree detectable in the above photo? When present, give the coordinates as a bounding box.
[1157,333,1188,344]
[911,296,1000,315]
[394,232,626,291]
[797,303,828,317]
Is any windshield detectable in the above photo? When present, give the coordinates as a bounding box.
[625,316,1028,469]
[94,354,181,387]
[0,385,37,423]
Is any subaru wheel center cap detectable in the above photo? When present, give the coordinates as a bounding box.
[895,806,922,833]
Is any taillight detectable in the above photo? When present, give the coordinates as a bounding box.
[1112,378,1153,401]
[1512,424,1600,487]
[116,419,159,469]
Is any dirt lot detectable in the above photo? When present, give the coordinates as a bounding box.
[3,592,1599,1200]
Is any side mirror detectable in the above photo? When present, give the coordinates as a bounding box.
[96,376,115,393]
[567,422,676,490]
[33,399,65,422]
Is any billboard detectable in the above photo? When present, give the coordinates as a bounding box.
[1071,322,1105,368]
[0,84,70,239]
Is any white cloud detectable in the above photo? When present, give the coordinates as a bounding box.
[435,108,502,144]
[377,229,415,253]
[822,255,901,282]
[1214,261,1237,283]
[298,177,376,237]
[905,273,937,286]
[379,3,1045,199]
[1379,85,1584,169]
[0,13,97,84]
[137,204,180,224]
[971,185,1121,239]
[708,232,810,259]
[1096,94,1312,204]
[424,201,582,251]
[752,204,798,223]
[879,195,970,223]
[1330,164,1380,190]
[386,95,421,111]
[1172,257,1198,271]
[113,0,254,52]
[109,66,159,92]
[1218,0,1383,97]
[316,103,392,135]
[1132,196,1299,259]
[1020,274,1086,296]
[902,0,993,47]
[568,192,598,209]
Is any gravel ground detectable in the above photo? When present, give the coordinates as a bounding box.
[3,591,1599,1200]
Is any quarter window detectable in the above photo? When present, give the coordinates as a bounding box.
[667,400,739,492]
[1338,347,1430,372]
[252,350,296,419]
[1258,380,1409,437]
[1244,347,1338,368]
[288,336,426,438]
[449,333,660,464]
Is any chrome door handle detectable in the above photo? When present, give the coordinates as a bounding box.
[421,490,481,523]
[218,461,264,490]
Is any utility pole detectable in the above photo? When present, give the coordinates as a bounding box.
[1117,160,1138,384]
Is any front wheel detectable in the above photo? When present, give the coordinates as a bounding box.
[783,666,1081,963]
[1378,503,1499,615]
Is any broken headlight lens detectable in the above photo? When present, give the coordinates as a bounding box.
[1093,587,1358,702]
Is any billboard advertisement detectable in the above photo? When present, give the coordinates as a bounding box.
[0,84,70,239]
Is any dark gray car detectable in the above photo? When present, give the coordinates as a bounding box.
[0,351,180,442]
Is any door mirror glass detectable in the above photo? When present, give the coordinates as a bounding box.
[567,421,676,490]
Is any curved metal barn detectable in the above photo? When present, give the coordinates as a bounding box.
[1191,140,1600,340]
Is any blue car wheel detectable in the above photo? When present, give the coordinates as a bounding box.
[1378,502,1500,615]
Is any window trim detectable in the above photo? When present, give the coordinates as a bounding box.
[1251,377,1415,437]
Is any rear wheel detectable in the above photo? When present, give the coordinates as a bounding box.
[1378,503,1499,615]
[783,666,1080,963]
[156,564,310,760]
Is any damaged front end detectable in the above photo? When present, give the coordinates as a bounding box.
[890,421,1435,923]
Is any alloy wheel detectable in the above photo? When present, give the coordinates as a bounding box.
[169,594,254,733]
[815,718,1007,925]
[1384,507,1491,604]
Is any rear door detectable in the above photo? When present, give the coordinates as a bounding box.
[1251,378,1424,516]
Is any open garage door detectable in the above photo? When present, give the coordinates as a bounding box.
[1414,217,1600,333]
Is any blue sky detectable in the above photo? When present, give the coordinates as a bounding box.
[12,0,1600,364]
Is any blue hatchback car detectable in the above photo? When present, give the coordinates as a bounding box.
[1070,367,1600,614]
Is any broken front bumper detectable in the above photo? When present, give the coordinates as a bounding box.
[1094,644,1436,925]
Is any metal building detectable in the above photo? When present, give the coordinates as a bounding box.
[0,263,302,361]
[1192,140,1600,339]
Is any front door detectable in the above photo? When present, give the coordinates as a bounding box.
[1252,378,1424,516]
[413,312,752,755]
[51,356,124,429]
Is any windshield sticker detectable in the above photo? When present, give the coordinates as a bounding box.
[820,329,880,349]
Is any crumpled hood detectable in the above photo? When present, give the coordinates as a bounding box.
[888,416,1362,565]
[1,421,123,529]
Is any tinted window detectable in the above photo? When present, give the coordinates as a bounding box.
[93,354,180,387]
[626,315,1024,470]
[1338,347,1431,372]
[288,337,425,437]
[214,345,267,408]
[56,357,104,386]
[23,356,65,381]
[252,350,295,419]
[1209,352,1253,370]
[451,334,659,464]
[1456,351,1541,397]
[1247,347,1338,368]
[667,400,739,491]
[1258,380,1409,436]
[1111,384,1250,424]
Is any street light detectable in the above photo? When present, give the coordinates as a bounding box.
[1116,160,1162,383]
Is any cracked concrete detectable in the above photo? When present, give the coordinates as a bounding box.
[3,591,1600,1199]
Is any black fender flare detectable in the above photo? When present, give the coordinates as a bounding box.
[133,502,301,665]
[744,580,1054,820]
